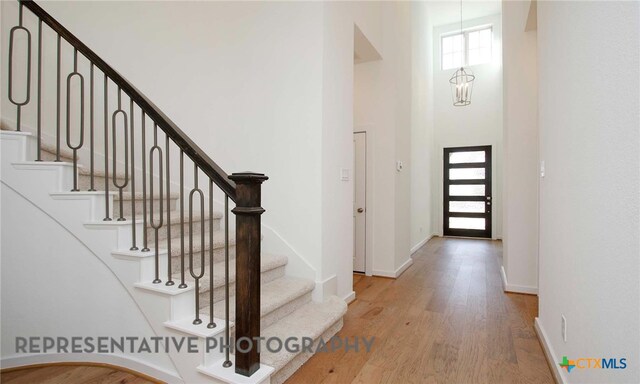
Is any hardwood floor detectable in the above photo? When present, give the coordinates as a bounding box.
[287,237,554,384]
[1,238,552,384]
[0,365,156,384]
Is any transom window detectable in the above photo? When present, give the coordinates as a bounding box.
[441,26,492,70]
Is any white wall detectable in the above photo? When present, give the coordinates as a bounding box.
[353,2,415,278]
[432,14,503,239]
[410,1,435,253]
[537,1,640,383]
[501,0,539,293]
[320,1,384,299]
[1,0,326,288]
[1,183,178,382]
[1,1,421,301]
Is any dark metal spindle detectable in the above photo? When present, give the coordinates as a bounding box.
[89,63,95,190]
[129,99,138,250]
[207,179,216,329]
[66,49,84,191]
[189,165,206,325]
[149,123,163,284]
[55,34,61,160]
[223,194,232,368]
[8,4,31,133]
[112,87,129,220]
[141,112,149,252]
[36,19,42,159]
[179,150,187,288]
[165,134,174,286]
[103,74,111,221]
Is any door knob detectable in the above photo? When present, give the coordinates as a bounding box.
[486,196,492,200]
[357,208,364,213]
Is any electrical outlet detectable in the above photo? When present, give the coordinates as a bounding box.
[562,315,567,342]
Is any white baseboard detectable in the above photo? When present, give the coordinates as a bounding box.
[535,318,565,384]
[373,257,414,279]
[410,234,435,254]
[500,266,538,295]
[342,290,356,304]
[395,257,413,277]
[500,265,508,289]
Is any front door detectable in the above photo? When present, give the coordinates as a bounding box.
[443,145,492,238]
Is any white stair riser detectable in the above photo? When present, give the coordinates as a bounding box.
[1,132,31,162]
[51,192,113,222]
[86,221,144,250]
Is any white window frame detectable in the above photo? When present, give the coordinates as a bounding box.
[441,25,493,70]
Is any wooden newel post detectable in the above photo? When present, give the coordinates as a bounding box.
[229,171,268,377]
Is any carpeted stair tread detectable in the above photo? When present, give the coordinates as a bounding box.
[260,297,347,372]
[78,165,127,179]
[160,230,236,257]
[143,211,223,227]
[200,276,314,323]
[177,252,287,292]
[116,191,180,201]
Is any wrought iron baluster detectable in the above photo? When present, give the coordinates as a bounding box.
[103,74,111,221]
[189,164,206,325]
[223,194,232,368]
[141,112,150,252]
[166,134,174,286]
[8,3,31,132]
[179,150,187,288]
[129,99,138,250]
[112,87,129,220]
[208,179,216,329]
[36,19,42,159]
[56,34,61,160]
[89,63,95,190]
[66,49,84,191]
[149,123,163,283]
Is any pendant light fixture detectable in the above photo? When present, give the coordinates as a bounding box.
[449,0,475,106]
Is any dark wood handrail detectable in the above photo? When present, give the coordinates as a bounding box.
[19,0,237,200]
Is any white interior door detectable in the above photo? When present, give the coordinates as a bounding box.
[353,132,366,273]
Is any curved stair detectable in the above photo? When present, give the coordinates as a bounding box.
[0,127,347,384]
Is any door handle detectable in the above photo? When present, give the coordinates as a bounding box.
[357,208,364,213]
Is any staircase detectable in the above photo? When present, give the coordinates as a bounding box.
[0,1,346,383]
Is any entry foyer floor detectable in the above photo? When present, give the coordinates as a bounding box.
[287,237,554,384]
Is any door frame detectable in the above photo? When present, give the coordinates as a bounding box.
[443,145,492,238]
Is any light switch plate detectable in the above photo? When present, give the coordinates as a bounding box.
[340,168,349,181]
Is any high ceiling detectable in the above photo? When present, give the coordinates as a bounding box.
[427,1,502,26]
